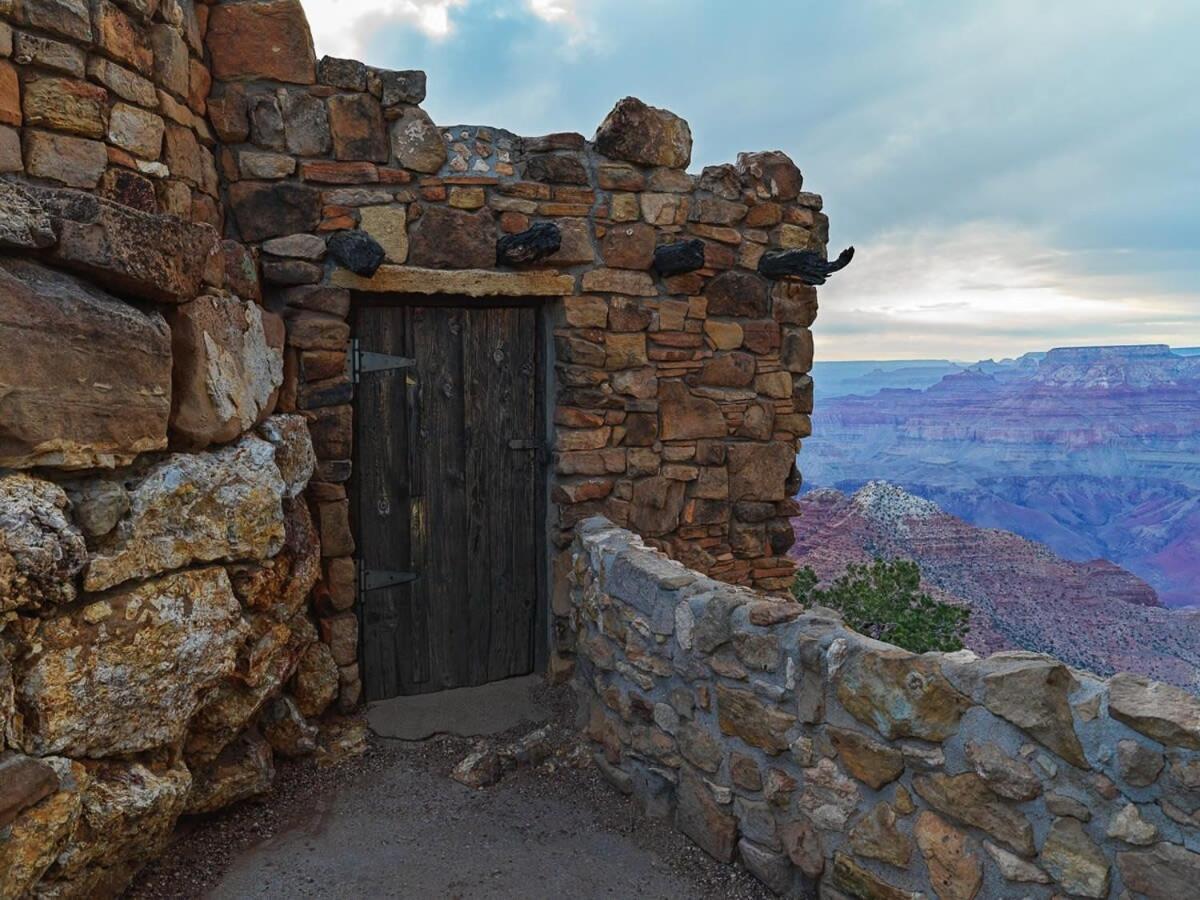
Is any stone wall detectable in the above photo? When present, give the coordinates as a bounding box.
[0,0,831,891]
[0,0,348,895]
[568,518,1200,899]
[197,0,823,622]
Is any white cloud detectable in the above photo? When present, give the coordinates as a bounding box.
[817,222,1200,361]
[302,0,468,59]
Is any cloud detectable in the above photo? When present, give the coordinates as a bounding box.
[817,222,1200,360]
[302,0,469,59]
[296,0,1200,359]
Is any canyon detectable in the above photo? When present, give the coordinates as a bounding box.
[804,344,1200,608]
[790,482,1200,689]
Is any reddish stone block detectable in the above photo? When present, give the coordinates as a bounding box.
[300,160,378,184]
[207,0,316,84]
[94,0,153,74]
[0,61,21,126]
[328,93,388,162]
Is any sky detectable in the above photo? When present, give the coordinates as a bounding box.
[299,0,1200,361]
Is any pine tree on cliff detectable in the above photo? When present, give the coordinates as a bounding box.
[792,559,970,653]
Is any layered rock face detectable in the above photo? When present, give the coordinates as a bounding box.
[570,518,1200,899]
[0,1,353,892]
[806,345,1200,607]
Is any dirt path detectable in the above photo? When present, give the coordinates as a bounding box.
[129,690,771,900]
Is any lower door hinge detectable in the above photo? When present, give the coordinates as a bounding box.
[360,568,418,592]
[352,338,417,383]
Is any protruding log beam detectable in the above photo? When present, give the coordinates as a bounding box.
[496,222,562,266]
[652,238,705,277]
[758,246,855,284]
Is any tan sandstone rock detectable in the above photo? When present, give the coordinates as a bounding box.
[0,475,87,613]
[1109,672,1200,750]
[1116,841,1200,900]
[11,567,246,757]
[168,294,285,449]
[0,758,87,899]
[829,853,920,900]
[292,639,340,718]
[83,435,287,592]
[0,258,171,469]
[827,725,905,789]
[979,653,1087,768]
[848,801,911,867]
[912,772,1035,857]
[834,645,971,742]
[37,758,191,897]
[185,729,275,814]
[914,811,982,900]
[1040,817,1110,898]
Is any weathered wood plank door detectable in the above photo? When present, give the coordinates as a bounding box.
[354,300,540,700]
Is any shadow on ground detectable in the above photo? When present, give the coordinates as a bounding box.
[128,681,770,900]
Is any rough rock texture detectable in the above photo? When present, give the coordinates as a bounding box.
[206,0,316,84]
[0,258,172,469]
[10,567,246,758]
[0,475,87,613]
[185,730,276,814]
[36,758,191,897]
[168,293,285,448]
[0,179,56,248]
[256,415,317,499]
[568,521,1200,899]
[82,435,287,592]
[0,758,87,898]
[32,186,217,303]
[1109,672,1200,749]
[594,97,692,169]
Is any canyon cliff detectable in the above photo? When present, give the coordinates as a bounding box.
[790,483,1200,689]
[805,344,1200,607]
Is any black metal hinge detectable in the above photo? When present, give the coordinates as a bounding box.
[351,338,417,383]
[360,568,418,593]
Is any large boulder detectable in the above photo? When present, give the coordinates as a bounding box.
[82,435,287,592]
[11,567,247,757]
[594,97,692,169]
[0,258,172,469]
[0,475,87,613]
[30,186,218,303]
[36,758,191,898]
[228,497,320,620]
[167,294,285,449]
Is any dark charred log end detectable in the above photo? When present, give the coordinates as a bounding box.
[496,222,563,266]
[757,245,855,284]
[652,238,706,277]
[327,230,387,277]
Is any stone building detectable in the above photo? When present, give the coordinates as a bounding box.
[0,0,1197,897]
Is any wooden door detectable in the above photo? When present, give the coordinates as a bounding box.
[354,301,540,699]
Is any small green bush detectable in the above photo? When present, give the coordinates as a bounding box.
[791,558,969,653]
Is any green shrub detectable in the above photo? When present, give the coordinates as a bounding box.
[790,558,969,653]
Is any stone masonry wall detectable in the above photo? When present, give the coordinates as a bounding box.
[0,0,349,895]
[0,0,828,892]
[569,518,1200,899]
[196,0,825,685]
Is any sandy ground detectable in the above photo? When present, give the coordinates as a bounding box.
[127,685,771,900]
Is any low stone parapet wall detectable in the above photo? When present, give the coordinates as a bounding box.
[567,517,1200,899]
